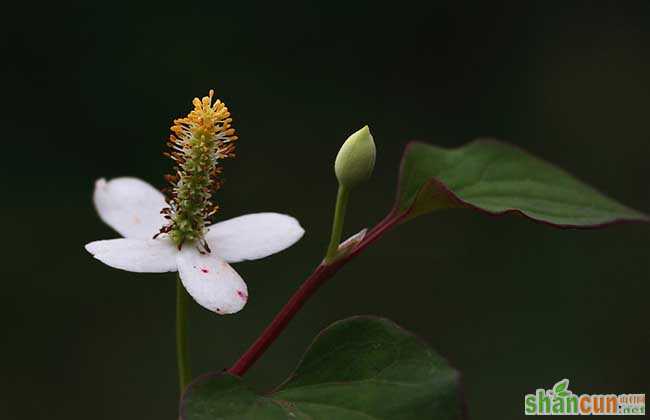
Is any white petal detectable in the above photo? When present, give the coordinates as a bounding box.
[93,177,167,239]
[85,238,178,273]
[177,246,248,315]
[205,213,305,263]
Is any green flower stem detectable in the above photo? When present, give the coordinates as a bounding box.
[324,184,350,263]
[176,276,191,393]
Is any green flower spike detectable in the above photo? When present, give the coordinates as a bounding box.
[157,90,238,249]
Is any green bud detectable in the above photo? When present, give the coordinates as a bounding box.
[334,125,376,188]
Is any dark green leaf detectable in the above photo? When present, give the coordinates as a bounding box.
[181,316,464,420]
[395,139,648,227]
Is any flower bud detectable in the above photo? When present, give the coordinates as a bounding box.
[334,125,376,188]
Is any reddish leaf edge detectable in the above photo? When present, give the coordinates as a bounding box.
[394,139,650,230]
[180,315,468,420]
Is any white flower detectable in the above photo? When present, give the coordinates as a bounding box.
[84,177,304,315]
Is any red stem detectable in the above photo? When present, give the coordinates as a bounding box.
[227,210,404,376]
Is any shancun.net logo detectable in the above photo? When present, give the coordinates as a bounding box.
[524,379,645,416]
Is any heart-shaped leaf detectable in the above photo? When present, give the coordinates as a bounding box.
[181,316,464,420]
[395,139,648,227]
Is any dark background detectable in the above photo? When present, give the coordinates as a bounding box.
[2,2,649,419]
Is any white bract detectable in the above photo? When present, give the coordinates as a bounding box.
[85,177,304,315]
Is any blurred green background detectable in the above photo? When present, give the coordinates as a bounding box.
[2,2,649,419]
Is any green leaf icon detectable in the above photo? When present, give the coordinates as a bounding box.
[553,379,570,398]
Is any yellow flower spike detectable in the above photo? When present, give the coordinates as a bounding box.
[156,90,238,249]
